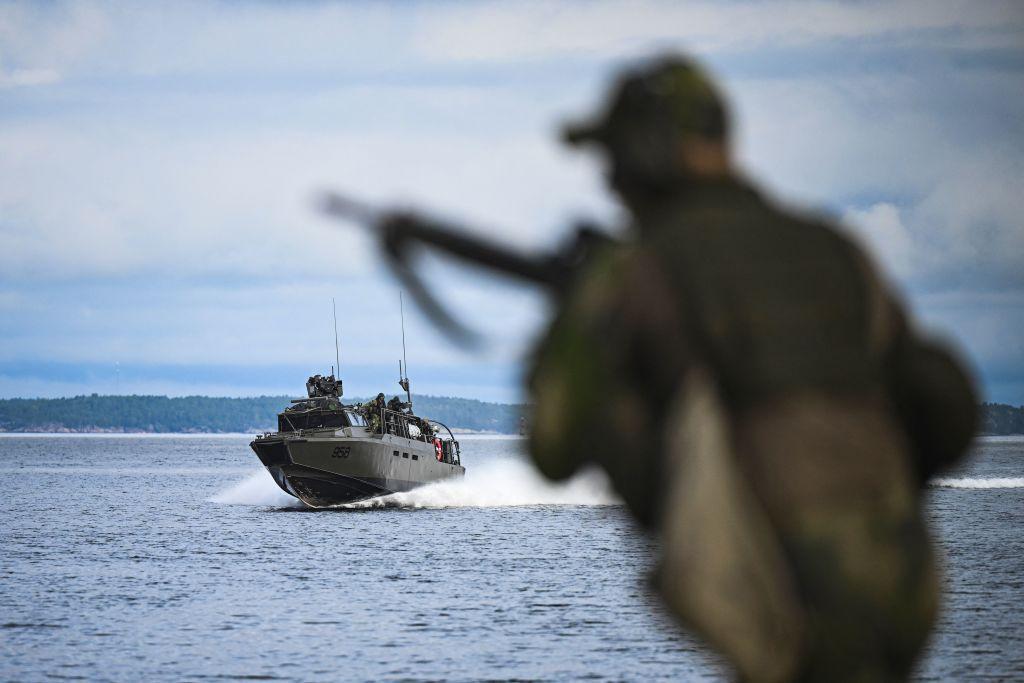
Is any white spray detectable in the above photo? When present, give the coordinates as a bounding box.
[929,477,1024,489]
[211,470,303,507]
[211,459,620,509]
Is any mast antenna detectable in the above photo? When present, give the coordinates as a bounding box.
[331,297,344,397]
[332,297,341,377]
[399,291,412,406]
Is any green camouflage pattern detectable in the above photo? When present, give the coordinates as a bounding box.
[527,174,975,682]
[563,57,729,190]
[564,55,728,148]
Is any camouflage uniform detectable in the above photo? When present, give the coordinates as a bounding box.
[368,392,387,434]
[529,56,976,683]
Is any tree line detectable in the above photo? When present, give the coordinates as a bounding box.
[978,402,1024,436]
[0,395,1020,435]
[0,394,526,434]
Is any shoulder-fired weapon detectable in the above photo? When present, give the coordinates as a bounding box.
[319,192,615,346]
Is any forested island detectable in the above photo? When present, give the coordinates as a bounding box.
[0,394,525,434]
[979,402,1024,436]
[0,395,1020,435]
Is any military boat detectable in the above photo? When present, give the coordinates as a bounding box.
[250,372,464,508]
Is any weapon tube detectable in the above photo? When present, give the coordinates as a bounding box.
[319,191,614,346]
[321,192,564,288]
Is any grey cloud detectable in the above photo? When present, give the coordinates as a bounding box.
[0,118,609,284]
[3,1,1021,83]
[842,154,1024,294]
[2,0,1022,402]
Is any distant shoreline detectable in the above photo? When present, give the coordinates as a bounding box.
[1,395,1020,436]
[0,394,526,435]
[0,430,1015,440]
[0,431,523,438]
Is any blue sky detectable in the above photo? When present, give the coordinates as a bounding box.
[1,0,1022,404]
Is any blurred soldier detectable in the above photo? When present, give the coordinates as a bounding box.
[527,56,977,682]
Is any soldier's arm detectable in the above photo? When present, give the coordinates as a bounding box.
[886,321,978,484]
[528,245,690,525]
[858,251,978,483]
[527,254,619,481]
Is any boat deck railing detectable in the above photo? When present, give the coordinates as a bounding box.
[378,407,435,442]
[254,404,461,466]
[377,407,461,466]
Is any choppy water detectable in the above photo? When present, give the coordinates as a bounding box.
[1,434,1022,681]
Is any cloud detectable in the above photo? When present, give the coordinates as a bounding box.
[2,1,1021,83]
[843,203,917,279]
[0,66,60,88]
[0,122,606,283]
[0,2,107,78]
[1,0,1022,402]
[414,0,1024,63]
[839,153,1024,294]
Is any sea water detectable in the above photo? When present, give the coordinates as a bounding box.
[0,435,1021,681]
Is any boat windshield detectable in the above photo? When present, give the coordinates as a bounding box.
[344,410,367,427]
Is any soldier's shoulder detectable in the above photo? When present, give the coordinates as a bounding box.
[571,238,635,294]
[743,187,879,264]
[570,238,680,327]
[751,187,858,245]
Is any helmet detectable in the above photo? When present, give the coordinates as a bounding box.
[563,55,729,184]
[564,54,728,148]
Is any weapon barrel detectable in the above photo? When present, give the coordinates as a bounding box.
[393,216,560,289]
[319,190,612,345]
[321,191,559,289]
[320,192,379,226]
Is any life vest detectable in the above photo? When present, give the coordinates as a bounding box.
[434,438,443,461]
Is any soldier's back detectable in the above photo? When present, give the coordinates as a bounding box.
[647,178,889,404]
[642,178,937,682]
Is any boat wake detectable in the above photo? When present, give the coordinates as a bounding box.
[930,477,1024,489]
[211,470,303,507]
[213,465,1024,509]
[346,460,618,509]
[212,459,620,509]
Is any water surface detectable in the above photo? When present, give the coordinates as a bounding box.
[1,435,1021,681]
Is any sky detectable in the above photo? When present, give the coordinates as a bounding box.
[1,0,1022,404]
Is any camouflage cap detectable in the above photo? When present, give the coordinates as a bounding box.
[563,55,728,150]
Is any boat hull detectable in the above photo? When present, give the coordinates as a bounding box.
[250,430,464,507]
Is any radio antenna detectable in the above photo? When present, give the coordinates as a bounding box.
[332,297,341,379]
[399,291,412,406]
